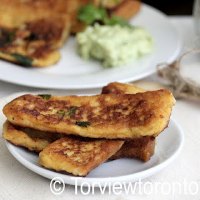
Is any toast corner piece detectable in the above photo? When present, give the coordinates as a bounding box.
[102,82,176,138]
[3,120,50,152]
[39,137,124,176]
[151,89,176,137]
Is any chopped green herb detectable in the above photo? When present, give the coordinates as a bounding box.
[57,107,78,118]
[66,106,78,117]
[75,121,90,127]
[0,29,15,47]
[12,53,33,66]
[105,16,132,28]
[7,31,15,43]
[78,4,108,25]
[78,4,131,28]
[38,94,51,100]
[57,110,66,117]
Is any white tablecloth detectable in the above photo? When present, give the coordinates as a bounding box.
[0,17,200,200]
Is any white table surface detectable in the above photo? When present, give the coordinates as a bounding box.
[0,17,200,200]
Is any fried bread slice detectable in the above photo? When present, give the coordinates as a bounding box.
[3,83,155,161]
[110,137,155,161]
[3,90,175,139]
[102,82,155,161]
[39,137,124,176]
[3,119,155,161]
[0,0,72,67]
[3,121,62,152]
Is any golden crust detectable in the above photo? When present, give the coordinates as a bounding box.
[3,90,175,139]
[3,121,50,152]
[39,137,123,176]
[102,82,155,161]
[0,50,61,68]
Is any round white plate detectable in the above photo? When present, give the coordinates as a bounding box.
[0,92,184,186]
[0,4,181,89]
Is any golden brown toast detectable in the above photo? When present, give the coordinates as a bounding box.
[3,91,175,139]
[3,120,64,152]
[3,121,51,152]
[39,137,124,176]
[102,82,155,161]
[0,0,72,67]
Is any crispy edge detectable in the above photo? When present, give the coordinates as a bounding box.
[0,51,61,68]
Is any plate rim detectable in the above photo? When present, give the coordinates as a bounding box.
[0,4,182,90]
[4,118,184,186]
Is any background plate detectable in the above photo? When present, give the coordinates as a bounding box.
[0,4,181,89]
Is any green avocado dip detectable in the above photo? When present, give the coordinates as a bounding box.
[76,24,153,68]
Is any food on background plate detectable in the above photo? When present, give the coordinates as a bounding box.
[0,0,143,67]
[0,0,72,67]
[77,24,153,67]
[71,0,141,34]
[109,0,141,20]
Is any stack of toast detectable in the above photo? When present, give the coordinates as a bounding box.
[3,82,175,176]
[0,0,141,67]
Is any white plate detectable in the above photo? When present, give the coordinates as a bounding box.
[0,4,181,89]
[0,92,184,186]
